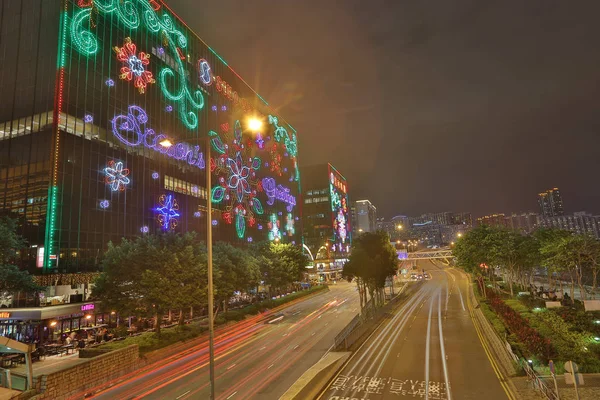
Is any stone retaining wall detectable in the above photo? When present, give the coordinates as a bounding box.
[30,345,139,400]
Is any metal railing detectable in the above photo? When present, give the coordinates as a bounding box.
[521,360,559,400]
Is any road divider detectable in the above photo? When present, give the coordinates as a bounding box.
[280,352,351,400]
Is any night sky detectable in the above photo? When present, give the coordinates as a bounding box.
[170,0,600,218]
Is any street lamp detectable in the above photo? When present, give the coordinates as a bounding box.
[396,224,403,230]
[358,228,363,233]
[247,116,263,132]
[457,233,463,238]
[159,138,173,148]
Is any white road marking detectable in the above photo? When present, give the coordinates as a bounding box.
[226,391,238,399]
[259,346,266,350]
[268,363,274,369]
[293,344,299,350]
[226,363,236,370]
[425,290,435,400]
[176,391,190,399]
[438,290,453,400]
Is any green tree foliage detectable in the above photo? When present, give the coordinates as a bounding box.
[93,233,207,335]
[343,231,397,309]
[249,241,309,297]
[0,216,26,264]
[0,217,41,295]
[540,233,600,300]
[0,264,43,294]
[213,242,260,312]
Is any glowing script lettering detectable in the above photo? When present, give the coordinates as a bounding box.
[262,177,296,212]
[112,105,204,169]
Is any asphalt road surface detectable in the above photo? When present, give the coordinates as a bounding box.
[321,260,510,400]
[89,282,359,400]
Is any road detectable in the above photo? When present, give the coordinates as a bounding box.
[321,260,510,400]
[89,282,359,400]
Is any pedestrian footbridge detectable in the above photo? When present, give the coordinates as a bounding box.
[407,250,454,260]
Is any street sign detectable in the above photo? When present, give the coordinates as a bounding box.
[564,361,578,373]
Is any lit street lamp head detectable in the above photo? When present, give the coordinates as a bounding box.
[248,117,263,132]
[159,138,173,148]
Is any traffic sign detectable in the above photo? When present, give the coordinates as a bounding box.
[564,361,579,373]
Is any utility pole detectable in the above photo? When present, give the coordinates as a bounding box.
[206,141,215,399]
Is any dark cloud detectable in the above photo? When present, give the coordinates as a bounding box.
[170,0,600,218]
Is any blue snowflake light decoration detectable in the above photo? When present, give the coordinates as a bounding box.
[155,194,180,230]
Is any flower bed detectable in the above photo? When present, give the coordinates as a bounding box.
[486,290,554,361]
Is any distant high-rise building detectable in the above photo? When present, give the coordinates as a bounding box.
[355,200,377,233]
[506,212,539,234]
[538,188,564,217]
[536,212,600,238]
[477,214,508,228]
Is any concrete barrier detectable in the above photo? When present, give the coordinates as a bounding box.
[280,352,350,400]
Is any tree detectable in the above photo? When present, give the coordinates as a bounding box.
[534,228,571,290]
[0,264,43,294]
[0,216,26,264]
[0,217,41,298]
[453,225,498,295]
[93,233,207,335]
[249,242,308,297]
[213,242,260,312]
[343,231,397,310]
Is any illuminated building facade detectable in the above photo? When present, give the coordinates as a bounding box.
[355,200,377,233]
[300,163,351,280]
[0,0,300,278]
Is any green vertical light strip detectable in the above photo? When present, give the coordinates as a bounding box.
[44,3,68,270]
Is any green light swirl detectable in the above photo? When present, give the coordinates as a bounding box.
[70,8,98,55]
[70,0,204,129]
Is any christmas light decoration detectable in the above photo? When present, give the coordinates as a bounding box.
[112,105,205,169]
[99,199,110,209]
[227,152,251,203]
[152,172,159,179]
[212,219,218,226]
[83,114,93,123]
[140,226,149,233]
[104,160,130,191]
[155,194,180,230]
[165,105,173,112]
[105,78,115,87]
[262,177,296,212]
[269,144,283,176]
[113,37,155,94]
[70,0,204,129]
[198,58,212,85]
[194,211,201,218]
[268,214,281,241]
[268,115,297,157]
[70,8,98,55]
[286,213,295,236]
[255,133,265,149]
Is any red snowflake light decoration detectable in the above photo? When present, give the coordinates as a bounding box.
[113,37,155,94]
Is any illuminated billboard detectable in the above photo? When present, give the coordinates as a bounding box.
[328,164,351,255]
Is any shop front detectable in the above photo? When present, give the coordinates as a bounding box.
[0,302,109,344]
